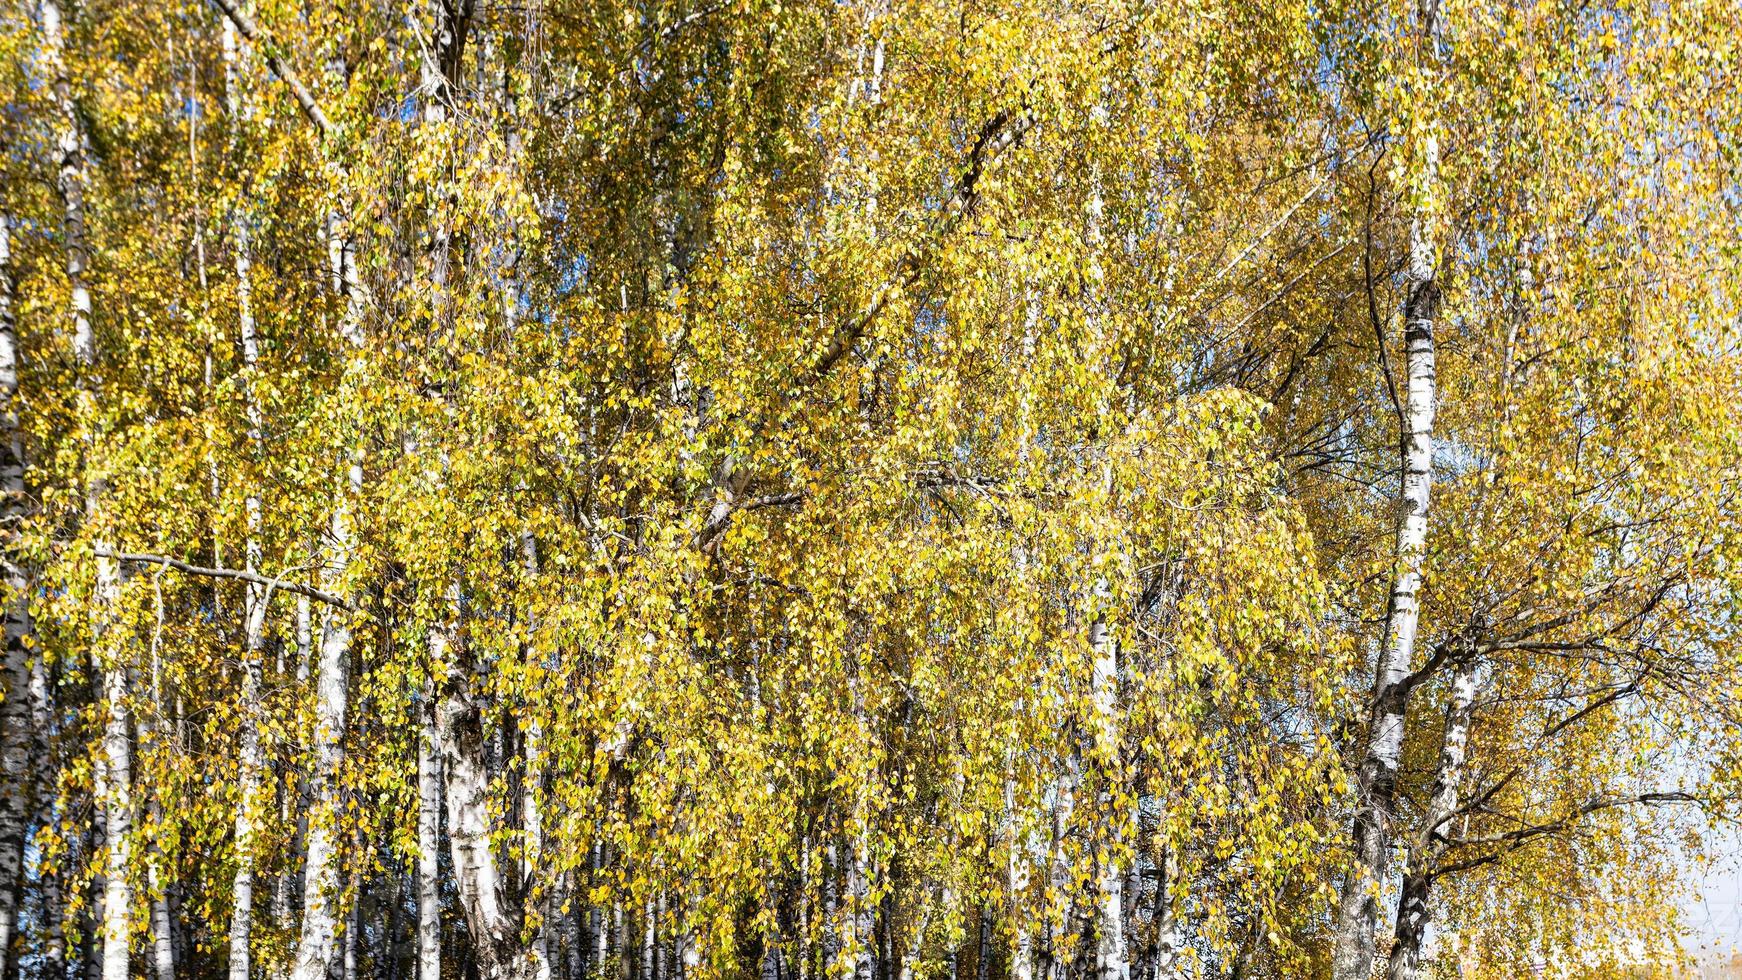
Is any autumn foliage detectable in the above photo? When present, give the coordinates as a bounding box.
[1,0,1741,979]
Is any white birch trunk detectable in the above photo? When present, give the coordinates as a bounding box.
[98,660,132,980]
[847,833,873,980]
[1385,659,1475,980]
[290,458,360,980]
[419,711,443,980]
[1330,131,1441,980]
[677,906,697,980]
[519,536,551,980]
[149,869,175,980]
[1044,756,1076,980]
[593,845,608,973]
[641,897,655,980]
[1089,613,1125,980]
[224,16,271,980]
[0,211,33,976]
[44,2,132,974]
[1005,770,1032,980]
[32,663,65,980]
[437,630,525,980]
[821,841,839,976]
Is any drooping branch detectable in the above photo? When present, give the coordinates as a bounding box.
[1432,791,1700,880]
[97,550,355,611]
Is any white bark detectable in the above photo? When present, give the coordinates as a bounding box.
[1386,659,1476,980]
[291,461,360,980]
[418,711,443,980]
[641,897,655,980]
[43,1,132,974]
[0,211,33,976]
[1150,849,1183,980]
[1330,129,1441,980]
[438,632,525,980]
[98,664,132,980]
[846,833,873,980]
[1089,612,1125,980]
[593,845,608,972]
[32,663,65,980]
[1044,755,1077,980]
[149,868,175,980]
[1005,770,1032,980]
[519,537,551,980]
[224,16,270,980]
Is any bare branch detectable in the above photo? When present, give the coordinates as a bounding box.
[98,549,355,611]
[1433,792,1699,880]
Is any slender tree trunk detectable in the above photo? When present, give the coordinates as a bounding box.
[42,835,66,975]
[1044,754,1076,980]
[1385,658,1475,980]
[0,211,33,978]
[641,897,655,980]
[519,534,551,980]
[419,710,443,980]
[1330,8,1442,973]
[150,872,176,980]
[291,462,358,980]
[223,16,273,980]
[438,643,525,980]
[97,653,131,980]
[561,874,581,980]
[676,905,695,980]
[143,585,177,980]
[343,890,357,980]
[33,662,65,980]
[1089,612,1125,980]
[43,3,133,976]
[81,831,102,980]
[1149,850,1182,980]
[592,845,607,974]
[1005,768,1031,980]
[847,833,873,980]
[1329,226,1439,979]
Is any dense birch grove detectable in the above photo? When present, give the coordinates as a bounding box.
[2,0,1742,977]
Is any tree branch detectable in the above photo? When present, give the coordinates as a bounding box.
[207,0,335,138]
[804,106,1035,386]
[98,549,355,611]
[1433,791,1698,880]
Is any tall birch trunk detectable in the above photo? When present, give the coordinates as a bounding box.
[291,455,360,980]
[200,9,367,980]
[1004,299,1039,980]
[1149,848,1182,980]
[519,534,551,980]
[419,710,443,980]
[1004,769,1032,980]
[95,556,130,980]
[1329,13,1442,968]
[1081,157,1126,980]
[149,855,176,980]
[0,211,33,977]
[1385,658,1475,980]
[32,662,66,980]
[847,832,873,980]
[43,2,133,975]
[224,15,272,980]
[1088,611,1125,980]
[437,624,526,980]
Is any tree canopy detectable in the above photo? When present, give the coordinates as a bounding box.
[1,0,1741,978]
